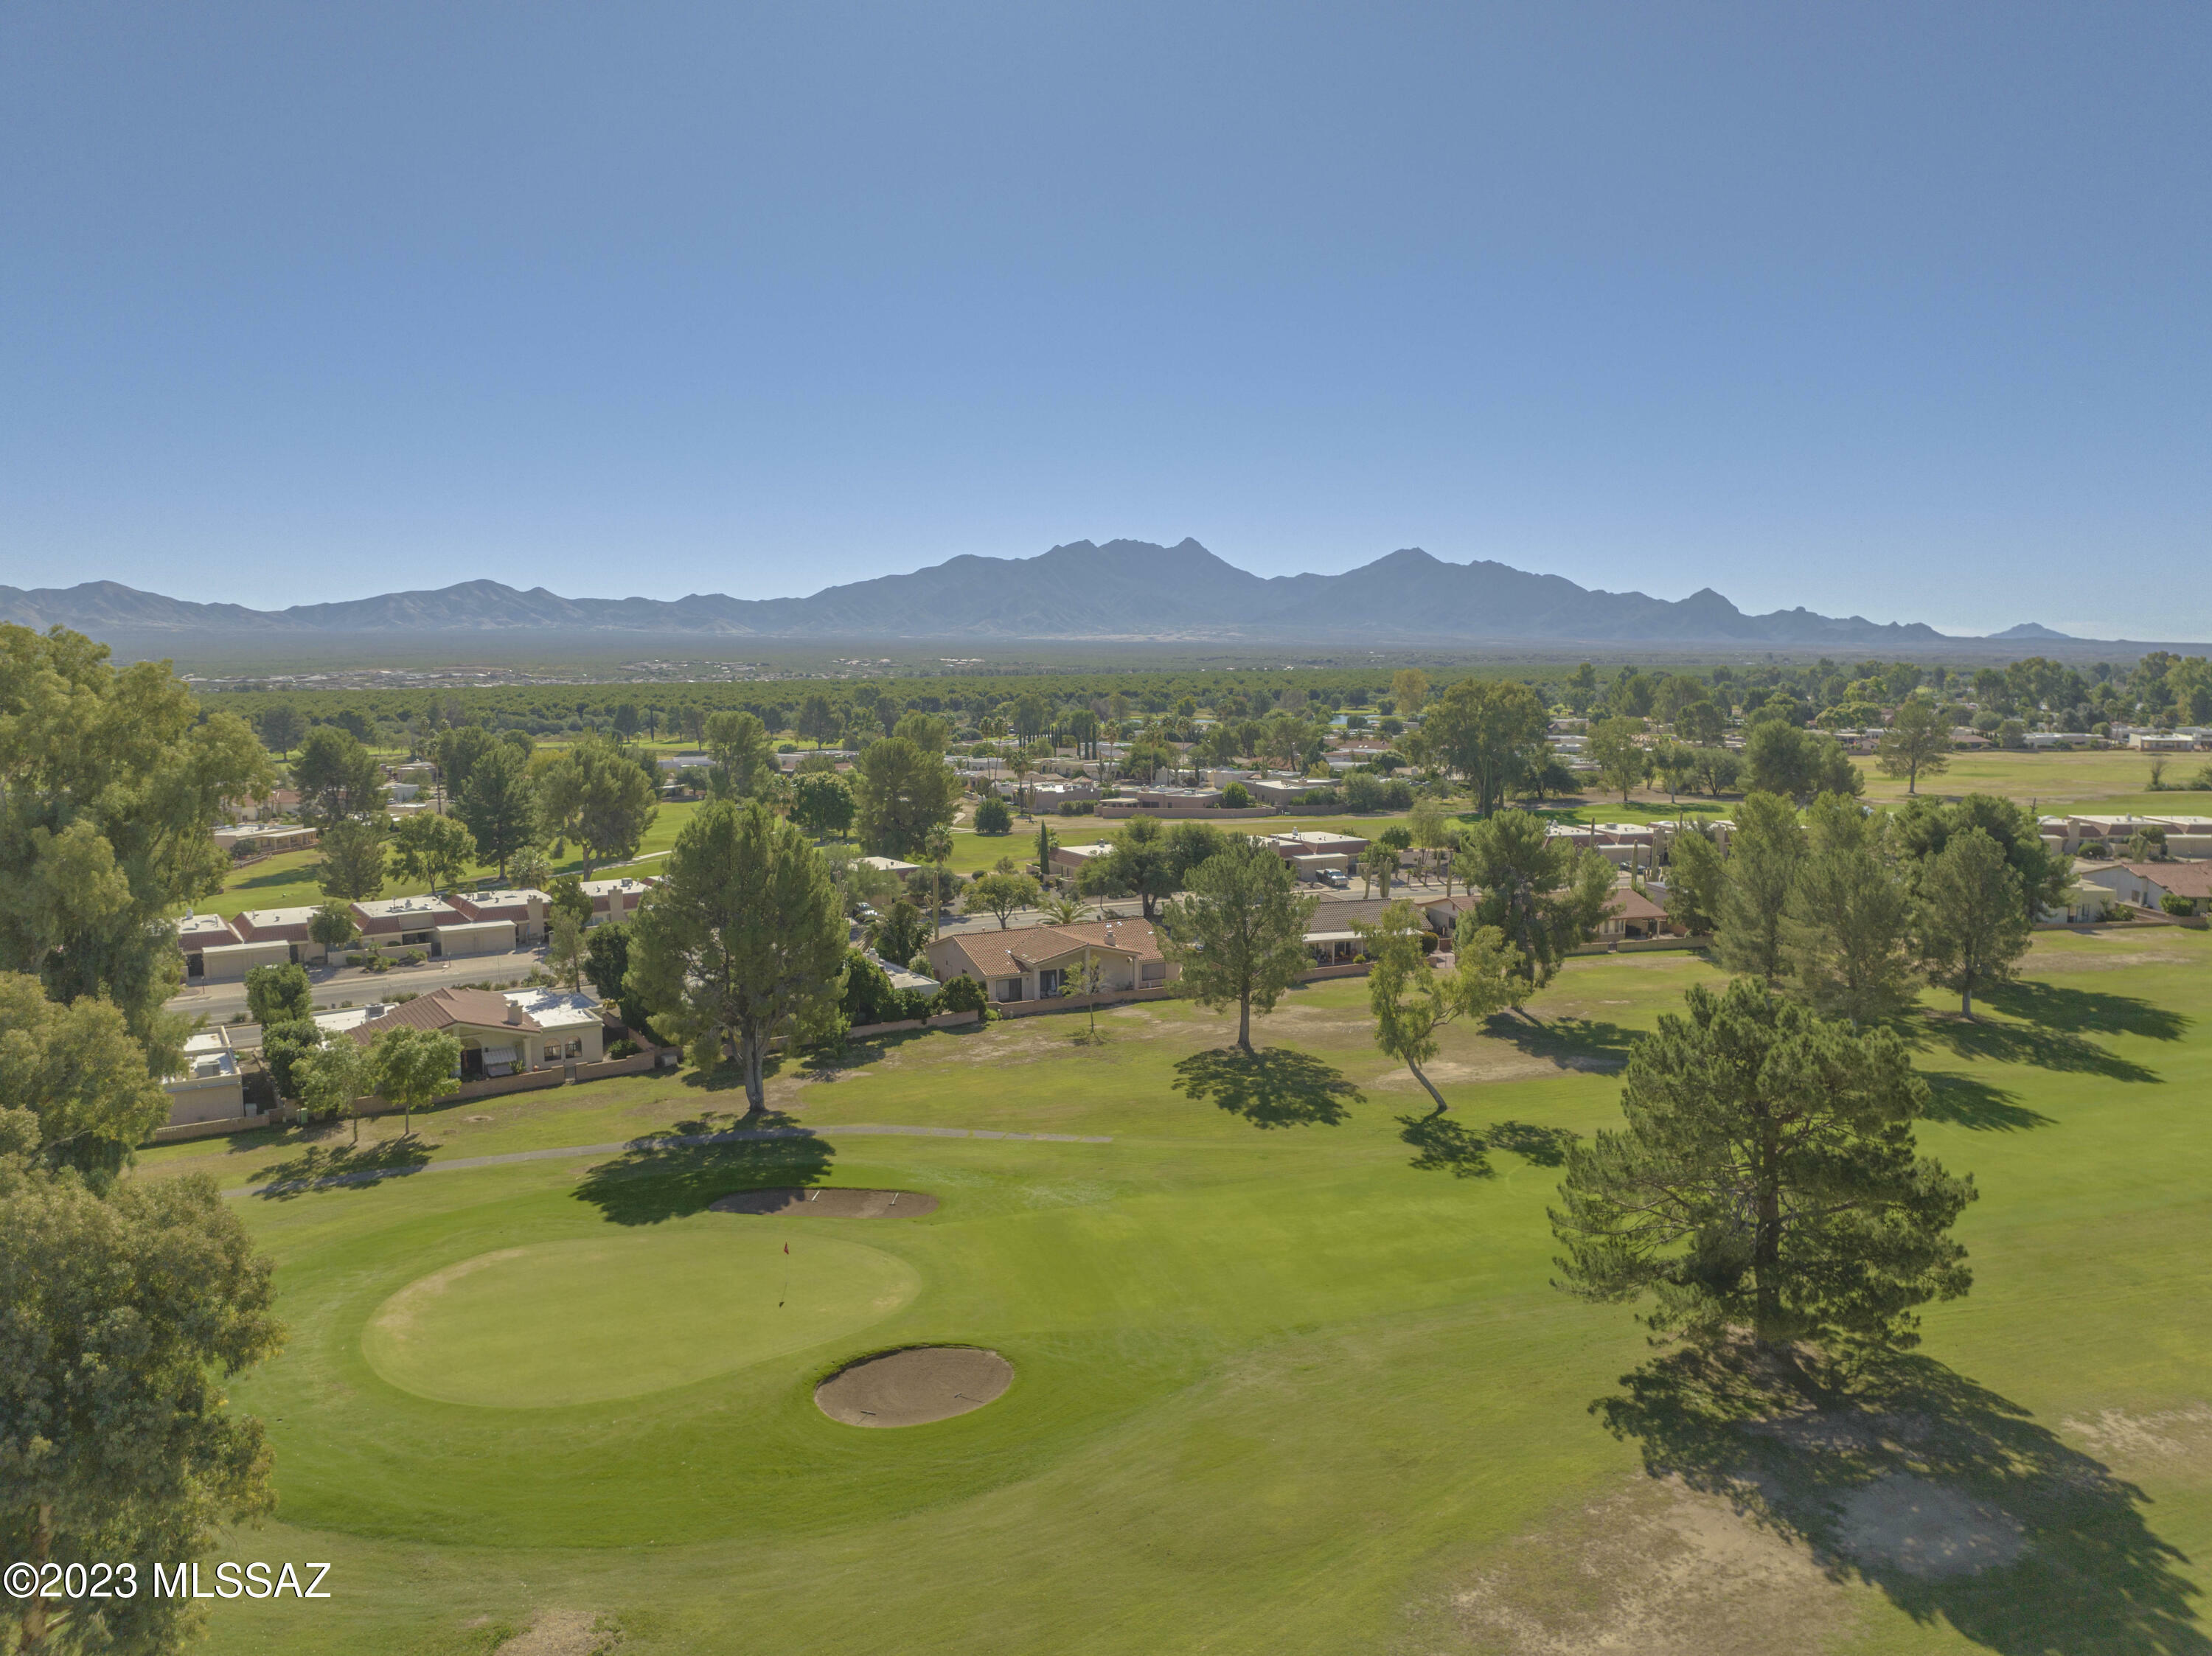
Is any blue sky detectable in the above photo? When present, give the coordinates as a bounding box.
[3,3,2207,639]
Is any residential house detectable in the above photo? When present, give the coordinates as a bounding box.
[579,875,657,925]
[162,1030,248,1127]
[1299,897,1432,967]
[347,985,608,1080]
[448,887,552,945]
[2075,860,2212,917]
[351,894,463,947]
[177,912,293,982]
[213,822,319,858]
[1422,894,1482,937]
[1261,829,1368,863]
[233,905,340,964]
[1049,842,1118,877]
[1596,884,1672,942]
[925,919,1177,1005]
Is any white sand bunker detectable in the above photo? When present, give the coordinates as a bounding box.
[710,1186,938,1217]
[1832,1473,2026,1578]
[815,1346,1012,1427]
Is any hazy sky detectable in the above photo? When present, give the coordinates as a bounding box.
[4,4,2207,639]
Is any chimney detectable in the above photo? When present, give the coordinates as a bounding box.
[506,1001,521,1024]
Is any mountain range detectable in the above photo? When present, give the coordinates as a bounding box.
[1,540,1990,645]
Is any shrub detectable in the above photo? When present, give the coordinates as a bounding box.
[2077,840,2110,859]
[973,793,1014,835]
[937,975,988,1016]
[2160,894,2197,918]
[1220,782,1253,808]
[607,1036,642,1060]
[1382,778,1414,810]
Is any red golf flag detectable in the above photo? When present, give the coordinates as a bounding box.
[783,1242,789,1254]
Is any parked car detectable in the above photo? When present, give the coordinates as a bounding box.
[1318,869,1349,889]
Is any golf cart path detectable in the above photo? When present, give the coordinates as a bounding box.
[223,1121,1113,1198]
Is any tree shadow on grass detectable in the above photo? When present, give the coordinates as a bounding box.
[1484,1119,1580,1166]
[571,1110,832,1225]
[1481,1014,1638,1074]
[1172,1047,1363,1129]
[246,1134,436,1200]
[1397,1110,1492,1177]
[1984,980,2190,1043]
[1916,1015,2163,1085]
[1396,1112,1581,1178]
[1594,1342,2208,1655]
[1919,1072,2054,1133]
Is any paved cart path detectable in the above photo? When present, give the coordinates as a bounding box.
[223,1121,1113,1198]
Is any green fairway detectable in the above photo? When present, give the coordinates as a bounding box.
[362,1229,922,1408]
[148,928,2212,1655]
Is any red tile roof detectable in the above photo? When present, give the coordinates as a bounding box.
[348,987,540,1046]
[935,919,1164,980]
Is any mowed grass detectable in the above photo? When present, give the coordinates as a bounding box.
[197,801,706,919]
[161,930,2212,1655]
[361,1230,922,1408]
[1851,745,2190,813]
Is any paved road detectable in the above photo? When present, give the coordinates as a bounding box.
[224,1119,1115,1198]
[168,945,549,1019]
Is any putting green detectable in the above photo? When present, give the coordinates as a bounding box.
[363,1228,922,1407]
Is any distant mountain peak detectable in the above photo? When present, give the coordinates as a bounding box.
[1988,622,2076,641]
[0,541,1963,647]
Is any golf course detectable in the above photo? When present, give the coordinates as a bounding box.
[141,923,2212,1655]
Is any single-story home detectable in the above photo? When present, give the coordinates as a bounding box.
[1422,894,1482,936]
[1596,886,1672,942]
[162,1030,249,1127]
[580,875,657,925]
[925,919,1177,1004]
[347,985,608,1079]
[177,912,297,982]
[352,894,463,945]
[234,905,338,964]
[1050,841,1118,876]
[213,822,319,858]
[449,887,552,945]
[2075,859,2212,917]
[1260,829,1368,863]
[858,855,922,875]
[1300,897,1435,966]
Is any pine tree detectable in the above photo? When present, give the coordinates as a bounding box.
[1158,839,1316,1052]
[1713,791,1804,980]
[1551,978,1974,1353]
[1781,795,1919,1022]
[1918,827,2032,1017]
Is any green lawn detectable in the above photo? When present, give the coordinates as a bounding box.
[144,926,2212,1655]
[198,801,705,918]
[1852,745,2195,813]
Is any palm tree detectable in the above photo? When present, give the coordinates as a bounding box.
[924,827,954,940]
[1038,892,1088,926]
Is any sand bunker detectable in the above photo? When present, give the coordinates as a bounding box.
[710,1186,939,1217]
[815,1346,1012,1427]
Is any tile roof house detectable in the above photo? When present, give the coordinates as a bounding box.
[347,986,607,1078]
[926,919,1178,1004]
[2076,859,2212,917]
[1599,885,1672,942]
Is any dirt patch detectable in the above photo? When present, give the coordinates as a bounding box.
[815,1346,1012,1427]
[1371,1052,1622,1091]
[496,1608,617,1655]
[2063,1404,2212,1478]
[710,1186,939,1217]
[1439,1475,1855,1655]
[1831,1473,2026,1578]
